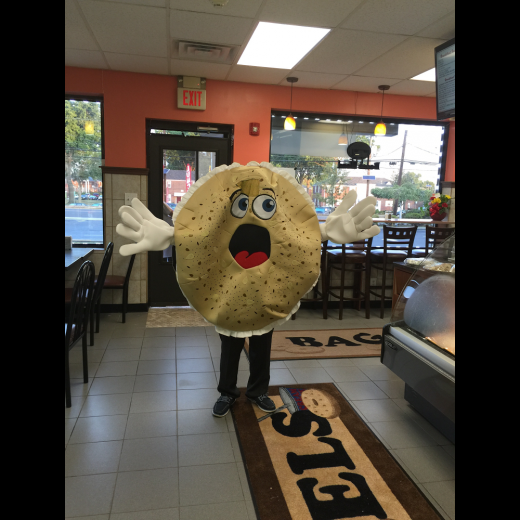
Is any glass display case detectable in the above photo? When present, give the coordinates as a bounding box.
[381,233,455,443]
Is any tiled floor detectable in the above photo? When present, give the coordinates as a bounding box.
[65,309,455,520]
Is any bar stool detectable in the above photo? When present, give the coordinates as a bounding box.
[291,240,329,320]
[368,225,417,319]
[325,237,373,320]
[413,225,455,257]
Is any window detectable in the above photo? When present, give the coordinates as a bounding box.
[65,97,103,246]
[270,110,449,249]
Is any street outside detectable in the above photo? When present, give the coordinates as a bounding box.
[66,206,427,250]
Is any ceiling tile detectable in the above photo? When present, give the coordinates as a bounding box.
[259,0,364,28]
[341,0,455,36]
[106,53,169,75]
[227,65,288,85]
[65,49,108,69]
[170,0,263,18]
[332,75,402,93]
[80,1,168,57]
[385,80,437,96]
[170,59,231,80]
[417,11,455,39]
[282,71,348,89]
[354,37,446,79]
[295,29,407,75]
[104,0,166,6]
[170,10,253,46]
[65,0,99,50]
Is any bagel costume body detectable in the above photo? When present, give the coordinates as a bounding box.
[116,161,379,400]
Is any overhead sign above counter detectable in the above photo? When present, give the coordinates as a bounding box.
[177,76,206,111]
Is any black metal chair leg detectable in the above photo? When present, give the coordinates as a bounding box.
[82,334,89,383]
[380,261,387,319]
[65,355,71,409]
[95,299,101,333]
[122,287,128,323]
[90,305,95,346]
[365,266,371,320]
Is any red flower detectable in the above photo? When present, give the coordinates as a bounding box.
[442,202,448,208]
[430,196,435,200]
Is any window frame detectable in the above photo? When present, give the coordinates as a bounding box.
[65,94,105,248]
[269,110,450,188]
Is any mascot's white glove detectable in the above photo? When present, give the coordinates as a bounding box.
[116,198,174,256]
[319,191,380,244]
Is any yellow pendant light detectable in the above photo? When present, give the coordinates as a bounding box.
[374,85,390,135]
[85,121,95,135]
[284,77,298,130]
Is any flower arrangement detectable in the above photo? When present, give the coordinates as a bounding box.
[428,193,451,220]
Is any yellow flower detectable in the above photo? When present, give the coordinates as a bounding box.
[434,198,441,204]
[446,195,451,199]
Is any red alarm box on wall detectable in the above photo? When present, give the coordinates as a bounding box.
[249,122,260,136]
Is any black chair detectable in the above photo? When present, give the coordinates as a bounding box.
[65,260,95,408]
[90,242,114,342]
[291,241,329,320]
[65,242,114,345]
[412,225,455,258]
[368,225,417,319]
[100,254,136,323]
[325,237,373,320]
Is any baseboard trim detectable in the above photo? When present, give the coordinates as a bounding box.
[99,303,149,313]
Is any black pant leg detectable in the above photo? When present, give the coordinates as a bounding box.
[217,333,245,399]
[245,329,274,399]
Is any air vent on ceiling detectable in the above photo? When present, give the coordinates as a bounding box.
[174,40,238,63]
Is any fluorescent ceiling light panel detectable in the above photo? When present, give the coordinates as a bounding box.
[238,22,330,69]
[411,68,436,81]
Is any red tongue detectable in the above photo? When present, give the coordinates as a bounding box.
[234,251,268,269]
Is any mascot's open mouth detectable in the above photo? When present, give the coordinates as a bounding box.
[229,224,271,269]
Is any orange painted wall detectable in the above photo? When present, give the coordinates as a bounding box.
[65,67,454,181]
[444,121,455,182]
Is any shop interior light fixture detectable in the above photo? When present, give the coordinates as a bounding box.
[374,85,390,135]
[284,77,298,130]
[411,68,436,81]
[238,22,330,69]
[85,121,95,135]
[338,124,348,145]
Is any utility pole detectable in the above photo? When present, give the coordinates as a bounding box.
[393,129,408,216]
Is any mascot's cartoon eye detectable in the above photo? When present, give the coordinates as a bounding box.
[231,194,249,218]
[253,195,276,220]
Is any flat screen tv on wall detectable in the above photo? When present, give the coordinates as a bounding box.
[435,38,455,121]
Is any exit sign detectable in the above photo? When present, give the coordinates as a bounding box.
[177,88,206,110]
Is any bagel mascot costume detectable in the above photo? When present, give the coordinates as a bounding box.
[116,161,380,417]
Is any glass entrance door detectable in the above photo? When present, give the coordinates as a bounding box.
[147,129,231,306]
[161,150,217,263]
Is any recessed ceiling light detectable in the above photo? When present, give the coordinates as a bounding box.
[315,118,320,120]
[347,120,353,123]
[238,22,330,69]
[411,68,436,81]
[304,117,309,120]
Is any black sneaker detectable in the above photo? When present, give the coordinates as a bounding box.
[212,395,236,418]
[247,394,276,413]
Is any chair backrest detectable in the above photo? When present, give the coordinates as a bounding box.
[383,225,417,257]
[66,260,95,348]
[124,254,136,287]
[92,242,114,303]
[425,225,455,254]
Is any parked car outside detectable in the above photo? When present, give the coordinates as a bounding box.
[81,194,89,200]
[315,206,334,215]
[88,194,98,200]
